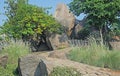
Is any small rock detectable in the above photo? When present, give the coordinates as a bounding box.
[0,55,8,68]
[48,34,69,50]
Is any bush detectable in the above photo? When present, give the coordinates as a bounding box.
[68,38,120,70]
[78,27,90,40]
[0,40,31,76]
[50,66,82,76]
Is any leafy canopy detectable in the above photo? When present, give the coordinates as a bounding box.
[2,0,60,39]
[69,0,120,31]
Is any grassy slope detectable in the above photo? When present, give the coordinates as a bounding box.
[0,40,31,76]
[68,39,120,70]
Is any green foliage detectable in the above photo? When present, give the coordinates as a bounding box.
[0,40,30,76]
[110,20,120,36]
[50,66,82,76]
[78,27,90,40]
[68,38,120,70]
[0,64,18,76]
[2,0,60,39]
[69,0,120,38]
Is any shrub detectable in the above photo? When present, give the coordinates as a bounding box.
[68,38,120,70]
[78,27,90,40]
[50,66,82,76]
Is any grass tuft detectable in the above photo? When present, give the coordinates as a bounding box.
[50,66,82,76]
[0,40,31,76]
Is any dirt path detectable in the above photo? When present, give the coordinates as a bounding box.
[32,48,120,76]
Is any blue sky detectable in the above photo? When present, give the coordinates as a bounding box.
[0,0,6,26]
[0,0,84,26]
[29,0,71,14]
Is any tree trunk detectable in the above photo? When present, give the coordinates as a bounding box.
[100,28,103,46]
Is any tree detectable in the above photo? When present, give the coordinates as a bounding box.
[2,0,60,41]
[69,0,120,42]
[1,0,61,51]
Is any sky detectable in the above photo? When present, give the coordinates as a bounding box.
[0,0,6,26]
[0,0,85,26]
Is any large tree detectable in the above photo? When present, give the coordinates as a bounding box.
[69,0,120,41]
[2,0,60,40]
[1,0,61,51]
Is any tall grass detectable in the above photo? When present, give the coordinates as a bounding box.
[2,40,31,63]
[0,40,31,76]
[68,37,120,70]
